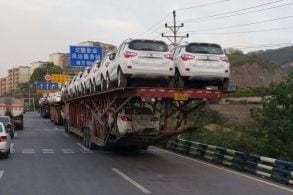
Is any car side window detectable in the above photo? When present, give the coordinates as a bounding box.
[117,44,126,56]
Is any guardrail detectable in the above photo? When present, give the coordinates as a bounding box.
[167,138,293,186]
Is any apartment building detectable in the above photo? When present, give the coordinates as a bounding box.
[30,61,48,75]
[7,66,30,92]
[49,53,69,68]
[0,77,8,96]
[78,41,116,56]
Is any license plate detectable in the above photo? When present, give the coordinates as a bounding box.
[174,92,189,101]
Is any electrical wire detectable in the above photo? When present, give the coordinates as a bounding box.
[188,26,293,34]
[181,15,293,33]
[176,0,231,11]
[180,0,289,23]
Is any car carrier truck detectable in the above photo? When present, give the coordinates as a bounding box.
[0,96,24,130]
[62,87,223,149]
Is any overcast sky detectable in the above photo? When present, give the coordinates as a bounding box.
[0,0,292,77]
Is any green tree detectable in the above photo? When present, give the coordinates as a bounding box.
[29,63,62,84]
[252,74,293,160]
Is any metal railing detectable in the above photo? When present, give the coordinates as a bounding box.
[167,138,293,186]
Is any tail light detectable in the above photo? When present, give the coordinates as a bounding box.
[164,54,173,61]
[121,115,132,121]
[0,136,8,142]
[5,124,12,129]
[151,117,159,122]
[124,51,138,58]
[220,57,229,63]
[181,54,195,61]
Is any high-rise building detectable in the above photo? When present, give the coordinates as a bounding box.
[78,41,116,56]
[30,61,48,76]
[49,53,69,68]
[7,66,30,92]
[0,77,8,96]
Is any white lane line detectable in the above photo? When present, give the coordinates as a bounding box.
[0,170,4,180]
[42,149,54,154]
[112,168,151,194]
[61,149,74,154]
[22,149,35,154]
[62,133,69,137]
[10,143,15,153]
[76,143,90,152]
[152,147,293,193]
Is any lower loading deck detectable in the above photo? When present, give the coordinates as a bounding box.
[64,87,223,147]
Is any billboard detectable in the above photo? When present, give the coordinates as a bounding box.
[51,74,71,84]
[36,82,59,93]
[70,46,102,67]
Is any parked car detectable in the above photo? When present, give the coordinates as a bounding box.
[0,122,11,159]
[85,60,101,94]
[77,67,91,95]
[104,39,175,89]
[173,42,230,90]
[68,72,82,97]
[116,106,159,136]
[0,116,14,139]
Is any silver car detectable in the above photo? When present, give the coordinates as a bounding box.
[0,122,11,159]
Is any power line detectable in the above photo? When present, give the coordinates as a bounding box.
[136,13,171,38]
[227,42,293,49]
[176,0,231,11]
[181,0,288,23]
[188,26,293,34]
[182,15,293,33]
[161,11,189,46]
[137,0,233,38]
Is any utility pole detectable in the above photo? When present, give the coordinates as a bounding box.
[162,10,189,47]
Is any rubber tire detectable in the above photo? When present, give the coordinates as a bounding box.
[174,70,185,88]
[218,78,229,91]
[2,149,10,159]
[117,68,127,88]
[100,75,106,91]
[106,74,112,90]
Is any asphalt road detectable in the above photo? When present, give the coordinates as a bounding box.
[0,112,292,195]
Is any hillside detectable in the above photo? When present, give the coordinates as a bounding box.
[255,46,293,73]
[228,53,286,88]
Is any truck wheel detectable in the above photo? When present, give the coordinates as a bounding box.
[117,69,127,88]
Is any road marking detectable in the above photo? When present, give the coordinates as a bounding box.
[10,143,14,153]
[76,143,90,152]
[0,170,3,180]
[61,149,74,154]
[22,149,35,154]
[112,168,151,194]
[42,149,54,154]
[14,132,18,137]
[152,147,293,193]
[62,133,69,137]
[54,127,59,131]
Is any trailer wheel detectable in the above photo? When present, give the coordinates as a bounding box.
[117,68,127,88]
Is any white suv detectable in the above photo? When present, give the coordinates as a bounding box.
[173,42,230,90]
[105,39,175,89]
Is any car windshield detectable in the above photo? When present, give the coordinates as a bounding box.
[186,43,223,54]
[0,117,10,123]
[125,107,153,115]
[128,40,168,52]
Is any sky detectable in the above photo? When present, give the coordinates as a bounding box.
[0,0,292,77]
